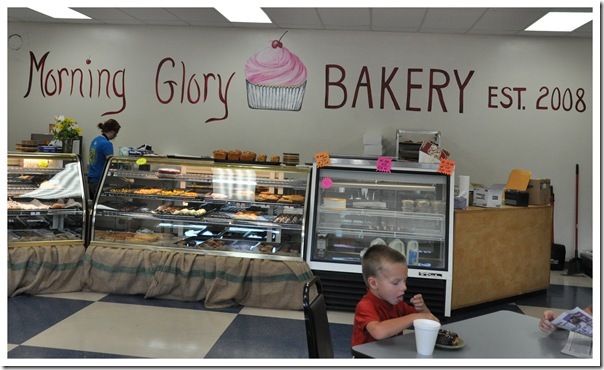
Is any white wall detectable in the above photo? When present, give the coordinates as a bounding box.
[6,22,596,260]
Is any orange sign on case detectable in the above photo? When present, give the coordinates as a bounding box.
[437,158,455,175]
[315,151,331,168]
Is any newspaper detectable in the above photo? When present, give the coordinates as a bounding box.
[551,307,592,337]
[561,331,592,358]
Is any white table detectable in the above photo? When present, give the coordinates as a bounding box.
[352,310,578,358]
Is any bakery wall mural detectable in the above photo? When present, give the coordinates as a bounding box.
[18,28,589,124]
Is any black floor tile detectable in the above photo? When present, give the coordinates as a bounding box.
[8,345,141,358]
[8,296,93,344]
[206,315,308,358]
[206,314,353,358]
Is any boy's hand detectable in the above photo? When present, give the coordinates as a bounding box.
[416,312,439,322]
[410,294,428,312]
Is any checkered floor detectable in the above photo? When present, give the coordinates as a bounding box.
[7,271,592,363]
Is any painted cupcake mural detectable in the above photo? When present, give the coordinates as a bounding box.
[244,31,307,111]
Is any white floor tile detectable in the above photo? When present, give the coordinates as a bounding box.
[238,306,353,325]
[22,301,236,358]
[550,271,592,287]
[327,310,355,325]
[36,291,108,301]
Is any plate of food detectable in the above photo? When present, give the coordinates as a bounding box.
[435,329,465,350]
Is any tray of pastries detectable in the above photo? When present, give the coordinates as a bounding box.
[213,150,281,165]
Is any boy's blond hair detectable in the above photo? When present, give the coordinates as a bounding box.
[361,244,407,287]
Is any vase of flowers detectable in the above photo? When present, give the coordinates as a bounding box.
[51,115,82,153]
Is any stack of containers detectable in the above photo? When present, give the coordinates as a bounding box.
[363,133,383,156]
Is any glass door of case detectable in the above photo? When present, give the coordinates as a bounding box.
[310,167,450,270]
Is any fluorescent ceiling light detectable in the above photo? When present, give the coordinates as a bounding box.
[215,5,271,23]
[30,7,90,19]
[526,12,591,32]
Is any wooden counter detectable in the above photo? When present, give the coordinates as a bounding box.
[452,205,552,310]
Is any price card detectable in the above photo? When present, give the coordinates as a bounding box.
[438,157,456,175]
[321,177,333,189]
[136,157,147,165]
[314,151,331,168]
[376,156,392,173]
[37,160,49,168]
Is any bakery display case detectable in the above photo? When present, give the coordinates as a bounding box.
[305,157,454,315]
[90,156,311,261]
[7,152,87,246]
[7,151,87,296]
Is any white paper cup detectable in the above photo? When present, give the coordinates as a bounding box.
[413,319,441,355]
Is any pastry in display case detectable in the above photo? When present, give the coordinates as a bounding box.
[90,156,311,261]
[7,152,87,245]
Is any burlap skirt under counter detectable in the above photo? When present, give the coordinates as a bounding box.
[8,244,86,296]
[82,245,313,310]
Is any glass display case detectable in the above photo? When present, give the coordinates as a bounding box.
[305,157,454,315]
[90,156,311,261]
[7,152,87,246]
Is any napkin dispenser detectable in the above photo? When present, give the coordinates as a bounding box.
[504,189,529,207]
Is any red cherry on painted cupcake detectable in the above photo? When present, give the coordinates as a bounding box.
[271,30,288,49]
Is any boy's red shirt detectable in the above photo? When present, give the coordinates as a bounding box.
[351,290,418,347]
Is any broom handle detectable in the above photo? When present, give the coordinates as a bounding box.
[575,164,579,258]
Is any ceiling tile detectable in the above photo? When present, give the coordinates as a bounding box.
[372,8,426,30]
[165,8,227,23]
[421,8,486,31]
[72,8,138,21]
[263,8,323,28]
[117,8,181,21]
[472,8,546,31]
[317,8,370,27]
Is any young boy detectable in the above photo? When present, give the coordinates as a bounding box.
[351,244,439,347]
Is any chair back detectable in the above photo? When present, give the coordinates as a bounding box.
[302,276,335,358]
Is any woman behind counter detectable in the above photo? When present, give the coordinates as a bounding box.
[88,119,121,200]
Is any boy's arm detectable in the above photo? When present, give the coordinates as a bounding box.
[366,312,439,341]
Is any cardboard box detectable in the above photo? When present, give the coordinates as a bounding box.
[363,133,382,145]
[418,141,450,164]
[504,190,529,206]
[473,184,505,208]
[364,144,383,156]
[527,179,551,205]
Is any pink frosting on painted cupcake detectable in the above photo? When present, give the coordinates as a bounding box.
[245,44,307,87]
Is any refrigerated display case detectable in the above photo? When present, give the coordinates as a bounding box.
[7,151,87,295]
[305,157,454,316]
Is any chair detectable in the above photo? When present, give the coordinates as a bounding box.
[302,276,335,358]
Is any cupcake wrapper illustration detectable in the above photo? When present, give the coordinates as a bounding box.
[246,81,306,111]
